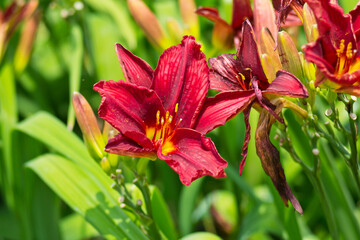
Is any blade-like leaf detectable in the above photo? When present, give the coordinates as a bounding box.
[151,187,177,240]
[27,154,148,240]
[67,24,84,130]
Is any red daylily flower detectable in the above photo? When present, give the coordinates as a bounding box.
[206,19,308,171]
[197,20,307,213]
[303,0,360,95]
[94,36,227,186]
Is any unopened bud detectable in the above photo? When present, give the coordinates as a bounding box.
[119,196,125,203]
[314,132,321,138]
[312,148,319,156]
[325,108,333,117]
[179,0,199,38]
[101,157,111,174]
[127,0,168,50]
[277,31,305,82]
[350,113,357,121]
[73,92,105,160]
[136,199,143,206]
[303,3,318,43]
[14,10,41,73]
[74,1,84,11]
[350,96,357,102]
[120,203,126,208]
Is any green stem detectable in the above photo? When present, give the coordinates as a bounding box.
[347,104,360,196]
[286,144,339,239]
[135,178,161,240]
[311,172,339,240]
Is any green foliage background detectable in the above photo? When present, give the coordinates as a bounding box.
[0,0,360,239]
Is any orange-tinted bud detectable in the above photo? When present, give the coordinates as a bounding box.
[179,0,199,39]
[14,10,41,73]
[72,92,105,160]
[127,0,168,50]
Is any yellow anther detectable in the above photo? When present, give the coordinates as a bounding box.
[161,117,164,126]
[168,115,173,124]
[156,110,160,125]
[165,111,170,120]
[175,103,179,113]
[239,73,246,81]
[337,39,345,56]
[346,42,353,59]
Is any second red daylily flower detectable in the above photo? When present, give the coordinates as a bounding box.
[94,36,227,186]
[195,20,307,213]
[304,0,360,95]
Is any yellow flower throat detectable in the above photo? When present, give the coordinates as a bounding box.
[146,103,181,155]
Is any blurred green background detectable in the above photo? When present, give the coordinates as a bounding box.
[1,0,360,239]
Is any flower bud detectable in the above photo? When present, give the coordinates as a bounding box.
[127,0,168,50]
[261,53,278,82]
[303,3,318,43]
[277,31,305,82]
[72,92,105,160]
[101,157,111,174]
[179,0,199,38]
[14,10,41,73]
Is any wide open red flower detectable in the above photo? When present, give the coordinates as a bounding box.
[200,19,308,172]
[194,20,307,213]
[303,0,360,95]
[94,36,227,186]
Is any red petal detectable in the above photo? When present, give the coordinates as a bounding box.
[237,20,269,88]
[106,133,157,159]
[195,7,229,27]
[303,40,337,85]
[194,90,256,134]
[306,0,357,51]
[115,43,153,88]
[336,84,360,96]
[208,54,243,91]
[232,0,253,30]
[152,36,209,128]
[157,128,227,186]
[94,80,165,135]
[350,2,360,47]
[255,108,303,214]
[239,106,252,175]
[264,70,309,98]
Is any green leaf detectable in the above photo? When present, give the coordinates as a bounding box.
[67,24,84,130]
[181,232,222,240]
[179,178,204,235]
[151,187,177,240]
[27,154,148,240]
[0,63,17,208]
[61,213,99,240]
[84,0,137,49]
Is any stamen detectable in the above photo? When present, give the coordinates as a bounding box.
[161,117,164,126]
[165,111,170,120]
[337,39,345,57]
[346,42,353,59]
[175,103,179,113]
[156,110,160,125]
[236,73,247,90]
